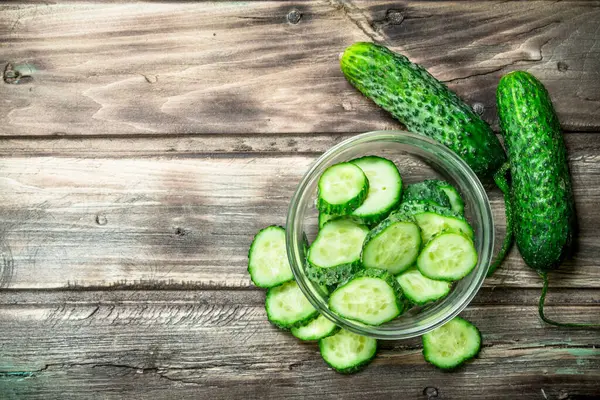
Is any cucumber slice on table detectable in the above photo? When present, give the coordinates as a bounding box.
[317,162,369,214]
[396,267,451,305]
[400,201,473,243]
[361,212,421,275]
[329,268,406,325]
[422,317,481,370]
[248,226,293,288]
[417,231,478,281]
[349,156,402,225]
[307,218,370,286]
[291,314,340,341]
[265,280,318,329]
[403,180,452,209]
[319,329,378,374]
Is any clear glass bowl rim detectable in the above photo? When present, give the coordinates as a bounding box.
[286,130,494,340]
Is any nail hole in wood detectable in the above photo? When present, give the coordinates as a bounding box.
[386,9,404,25]
[175,227,187,237]
[96,214,108,226]
[472,102,485,116]
[287,9,302,24]
[423,387,438,399]
[557,61,569,72]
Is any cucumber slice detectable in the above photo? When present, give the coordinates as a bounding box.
[319,329,377,374]
[403,180,452,209]
[248,226,293,288]
[437,184,465,215]
[361,212,421,275]
[396,267,451,305]
[265,280,318,329]
[329,268,406,325]
[417,232,478,281]
[307,218,370,286]
[291,314,340,341]
[317,162,369,214]
[422,316,481,370]
[400,201,473,243]
[350,156,402,225]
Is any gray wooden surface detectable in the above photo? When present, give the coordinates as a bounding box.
[0,1,599,399]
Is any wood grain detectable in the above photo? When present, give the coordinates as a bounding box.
[0,1,599,136]
[0,290,598,399]
[0,133,599,290]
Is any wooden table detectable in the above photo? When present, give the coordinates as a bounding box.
[0,2,599,399]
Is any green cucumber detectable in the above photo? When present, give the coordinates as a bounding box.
[396,267,451,305]
[318,212,336,229]
[265,280,318,329]
[317,162,369,214]
[329,268,407,326]
[403,180,452,210]
[497,71,598,328]
[361,212,421,275]
[399,201,473,243]
[428,180,465,215]
[291,314,340,341]
[340,42,512,276]
[350,156,403,226]
[307,218,369,286]
[319,329,378,374]
[248,226,293,288]
[422,316,481,370]
[417,231,477,281]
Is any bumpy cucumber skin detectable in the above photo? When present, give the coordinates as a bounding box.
[497,71,575,272]
[403,180,452,209]
[361,211,421,274]
[341,42,506,179]
[319,330,378,374]
[422,316,481,370]
[317,163,369,215]
[332,268,410,318]
[265,281,319,329]
[349,156,403,226]
[248,225,294,289]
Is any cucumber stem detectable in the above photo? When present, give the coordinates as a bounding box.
[538,272,600,328]
[487,162,513,277]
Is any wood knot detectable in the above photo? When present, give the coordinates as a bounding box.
[3,63,35,84]
[287,9,302,24]
[557,61,569,72]
[386,9,405,25]
[472,102,485,116]
[95,213,108,226]
[423,387,438,399]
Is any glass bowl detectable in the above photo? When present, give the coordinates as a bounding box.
[286,131,494,340]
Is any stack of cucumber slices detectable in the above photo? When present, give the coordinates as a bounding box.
[249,155,482,373]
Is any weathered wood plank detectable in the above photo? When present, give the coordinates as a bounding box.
[0,293,598,399]
[0,1,599,136]
[0,133,599,289]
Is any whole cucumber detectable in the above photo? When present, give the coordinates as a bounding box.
[341,42,506,179]
[497,71,575,272]
[497,71,598,328]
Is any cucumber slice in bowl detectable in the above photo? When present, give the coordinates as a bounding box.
[307,218,370,286]
[319,329,377,374]
[350,156,402,225]
[396,267,451,305]
[417,231,478,281]
[422,316,481,370]
[291,314,340,341]
[403,180,452,209]
[437,183,465,215]
[361,212,421,275]
[265,281,318,329]
[329,268,407,326]
[399,201,473,243]
[317,162,369,215]
[248,226,293,288]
